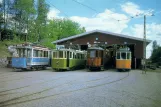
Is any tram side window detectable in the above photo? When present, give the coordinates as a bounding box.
[38,50,41,57]
[75,53,77,59]
[78,53,80,59]
[96,51,98,57]
[44,51,48,57]
[72,53,74,59]
[117,53,120,59]
[53,52,55,58]
[64,51,67,58]
[121,52,126,59]
[127,52,131,59]
[27,49,31,57]
[33,50,38,57]
[18,48,26,57]
[101,51,103,57]
[70,52,72,58]
[53,52,58,58]
[76,53,78,59]
[77,53,79,59]
[80,54,83,59]
[17,48,20,57]
[59,51,63,58]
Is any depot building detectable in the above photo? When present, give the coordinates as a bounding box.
[52,30,151,69]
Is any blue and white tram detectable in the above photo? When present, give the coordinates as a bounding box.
[12,44,51,70]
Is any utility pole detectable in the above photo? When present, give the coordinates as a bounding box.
[3,0,6,30]
[143,15,146,73]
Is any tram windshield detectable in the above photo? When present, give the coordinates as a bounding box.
[117,52,131,60]
[90,50,96,58]
[17,48,31,58]
[89,50,103,58]
[121,52,126,59]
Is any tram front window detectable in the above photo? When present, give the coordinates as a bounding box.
[90,50,96,58]
[121,52,126,59]
[17,48,31,57]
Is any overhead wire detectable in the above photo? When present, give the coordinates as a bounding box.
[71,0,118,21]
[71,0,100,14]
[46,0,161,24]
[46,0,69,18]
[117,10,161,22]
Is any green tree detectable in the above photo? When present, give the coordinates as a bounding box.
[36,0,49,42]
[151,47,161,65]
[14,0,36,41]
[49,18,86,40]
[152,40,159,51]
[151,40,161,66]
[40,18,86,48]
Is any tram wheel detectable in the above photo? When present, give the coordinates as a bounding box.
[42,66,47,70]
[21,68,28,71]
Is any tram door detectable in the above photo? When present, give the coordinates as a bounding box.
[67,51,69,67]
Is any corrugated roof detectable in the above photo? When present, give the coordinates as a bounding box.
[52,30,151,44]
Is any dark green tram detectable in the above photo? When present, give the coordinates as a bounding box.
[51,49,86,70]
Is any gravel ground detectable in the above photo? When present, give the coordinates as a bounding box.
[0,68,161,107]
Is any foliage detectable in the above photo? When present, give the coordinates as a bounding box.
[151,41,161,66]
[36,0,49,41]
[50,18,86,40]
[0,40,24,58]
[0,0,86,50]
[152,40,159,50]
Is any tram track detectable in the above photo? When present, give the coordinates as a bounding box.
[0,75,70,94]
[0,70,47,79]
[0,72,130,107]
[110,88,161,104]
[0,72,33,80]
[0,73,109,96]
[0,72,93,94]
[0,76,33,83]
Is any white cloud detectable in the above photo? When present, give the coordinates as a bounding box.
[121,2,154,16]
[47,8,60,20]
[47,8,129,33]
[121,2,144,16]
[47,4,160,58]
[123,23,161,58]
[70,9,129,33]
[0,0,2,4]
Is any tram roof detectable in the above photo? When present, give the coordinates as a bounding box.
[52,30,151,44]
[53,48,86,53]
[15,45,50,51]
[88,46,104,50]
[117,48,131,52]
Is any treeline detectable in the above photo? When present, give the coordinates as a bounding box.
[0,0,86,48]
[151,40,161,66]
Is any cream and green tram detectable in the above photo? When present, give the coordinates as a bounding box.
[51,49,86,71]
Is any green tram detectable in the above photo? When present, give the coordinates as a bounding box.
[51,49,86,71]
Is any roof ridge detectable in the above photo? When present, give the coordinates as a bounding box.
[52,30,151,44]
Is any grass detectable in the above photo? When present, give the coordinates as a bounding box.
[0,40,24,58]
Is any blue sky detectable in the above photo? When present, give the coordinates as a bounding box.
[46,0,161,58]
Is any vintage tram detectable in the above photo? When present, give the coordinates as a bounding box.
[51,49,86,71]
[87,46,104,70]
[11,44,51,70]
[116,47,131,71]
